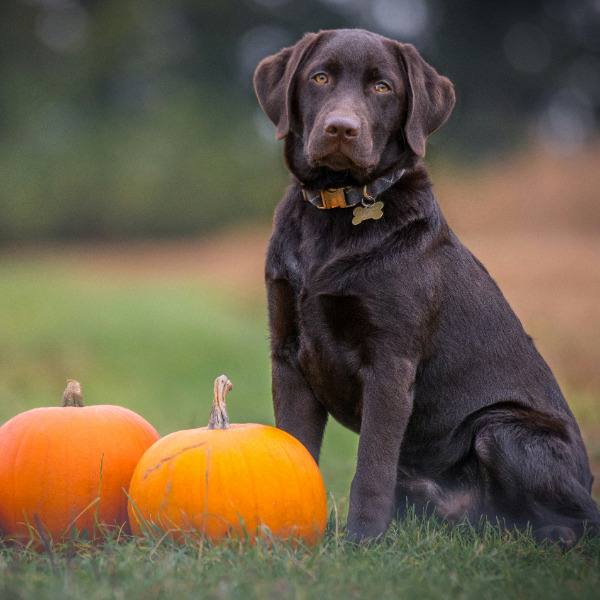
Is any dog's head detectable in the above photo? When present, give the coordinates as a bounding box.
[254,29,455,186]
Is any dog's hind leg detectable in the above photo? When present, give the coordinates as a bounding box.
[395,465,485,525]
[473,408,600,546]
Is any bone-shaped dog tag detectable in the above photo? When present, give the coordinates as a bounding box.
[352,201,384,225]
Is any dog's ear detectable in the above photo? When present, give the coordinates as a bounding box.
[395,43,455,157]
[253,33,319,140]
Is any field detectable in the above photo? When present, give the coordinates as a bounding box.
[1,144,599,598]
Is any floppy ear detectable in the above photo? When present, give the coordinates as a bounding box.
[253,32,319,140]
[395,43,455,157]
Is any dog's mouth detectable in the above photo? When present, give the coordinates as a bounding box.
[310,152,354,170]
[308,151,375,174]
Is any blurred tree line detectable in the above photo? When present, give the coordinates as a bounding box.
[1,0,599,242]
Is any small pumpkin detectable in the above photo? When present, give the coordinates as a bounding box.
[128,376,327,546]
[0,380,160,546]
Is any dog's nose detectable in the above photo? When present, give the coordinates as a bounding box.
[324,115,360,139]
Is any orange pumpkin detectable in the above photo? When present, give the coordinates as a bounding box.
[128,376,327,547]
[0,380,160,546]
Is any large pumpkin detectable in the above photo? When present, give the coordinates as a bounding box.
[128,376,327,546]
[0,381,160,546]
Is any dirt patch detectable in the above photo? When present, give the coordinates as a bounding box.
[434,141,600,237]
[461,231,600,392]
[7,225,272,300]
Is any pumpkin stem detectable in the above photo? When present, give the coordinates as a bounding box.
[62,380,84,407]
[207,375,232,430]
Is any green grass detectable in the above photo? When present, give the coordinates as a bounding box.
[1,515,599,600]
[1,252,599,599]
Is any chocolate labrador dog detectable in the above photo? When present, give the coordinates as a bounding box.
[253,28,600,545]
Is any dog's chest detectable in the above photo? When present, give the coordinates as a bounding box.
[296,286,366,431]
[283,230,382,430]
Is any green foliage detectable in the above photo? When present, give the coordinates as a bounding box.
[0,86,288,242]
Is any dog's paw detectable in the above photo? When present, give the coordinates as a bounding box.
[343,530,384,547]
[345,514,389,546]
[533,525,578,550]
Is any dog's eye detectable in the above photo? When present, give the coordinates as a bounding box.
[375,82,391,93]
[313,73,329,84]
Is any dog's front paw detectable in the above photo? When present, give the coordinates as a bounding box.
[346,514,389,545]
[343,530,384,547]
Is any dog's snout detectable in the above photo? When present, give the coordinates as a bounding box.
[324,114,360,139]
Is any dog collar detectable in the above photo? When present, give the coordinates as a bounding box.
[301,167,405,209]
[301,167,405,225]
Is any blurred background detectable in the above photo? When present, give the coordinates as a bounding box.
[2,0,600,241]
[1,0,599,503]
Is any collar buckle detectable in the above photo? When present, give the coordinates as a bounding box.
[320,187,349,209]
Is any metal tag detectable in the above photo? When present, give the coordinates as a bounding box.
[352,201,384,225]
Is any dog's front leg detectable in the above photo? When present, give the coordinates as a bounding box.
[272,358,328,464]
[347,359,416,542]
[268,275,328,463]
